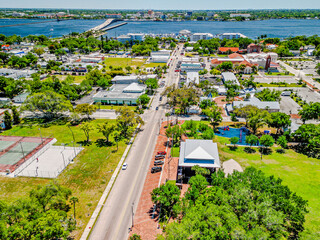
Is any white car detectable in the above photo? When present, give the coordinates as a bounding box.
[122,163,128,170]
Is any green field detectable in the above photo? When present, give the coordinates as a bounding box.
[0,119,128,239]
[144,62,167,68]
[215,135,320,237]
[171,147,180,157]
[47,75,86,83]
[97,105,136,111]
[104,57,146,69]
[265,72,295,76]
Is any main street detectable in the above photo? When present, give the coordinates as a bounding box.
[88,45,182,240]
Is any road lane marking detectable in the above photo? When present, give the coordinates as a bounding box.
[112,110,162,240]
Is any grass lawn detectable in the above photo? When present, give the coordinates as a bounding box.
[171,147,180,157]
[97,105,136,111]
[0,119,128,239]
[46,75,86,83]
[215,135,320,236]
[104,57,146,69]
[143,62,167,68]
[265,72,294,76]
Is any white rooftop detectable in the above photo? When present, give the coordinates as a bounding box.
[179,139,221,168]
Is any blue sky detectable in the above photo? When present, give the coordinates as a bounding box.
[1,0,320,10]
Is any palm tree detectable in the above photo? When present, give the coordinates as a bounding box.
[70,196,79,223]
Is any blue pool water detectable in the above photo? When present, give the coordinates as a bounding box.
[215,127,254,146]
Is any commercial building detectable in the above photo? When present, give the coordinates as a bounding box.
[93,82,147,105]
[186,72,200,85]
[218,33,247,40]
[190,33,213,42]
[117,33,145,44]
[221,72,240,86]
[105,14,122,19]
[150,50,171,63]
[230,13,251,18]
[227,96,280,113]
[178,139,221,180]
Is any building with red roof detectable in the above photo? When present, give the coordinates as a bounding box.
[218,47,239,54]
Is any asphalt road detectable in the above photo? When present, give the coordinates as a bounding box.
[88,45,182,240]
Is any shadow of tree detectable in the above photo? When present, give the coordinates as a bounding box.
[95,139,114,147]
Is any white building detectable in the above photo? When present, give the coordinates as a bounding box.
[190,33,214,42]
[150,50,171,63]
[93,82,146,105]
[221,72,240,86]
[230,14,251,18]
[227,97,280,113]
[186,72,200,85]
[179,139,221,170]
[218,33,247,40]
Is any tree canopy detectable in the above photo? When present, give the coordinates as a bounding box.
[161,168,308,240]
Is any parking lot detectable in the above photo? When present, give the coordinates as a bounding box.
[286,60,320,77]
[254,76,298,84]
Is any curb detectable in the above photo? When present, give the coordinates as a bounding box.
[80,125,140,240]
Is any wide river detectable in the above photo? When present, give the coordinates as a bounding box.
[0,18,320,39]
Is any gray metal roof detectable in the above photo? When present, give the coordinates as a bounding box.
[233,97,280,110]
[179,139,221,168]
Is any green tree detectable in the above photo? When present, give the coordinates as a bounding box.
[136,94,150,107]
[298,102,320,123]
[260,135,275,156]
[97,122,116,143]
[74,103,98,119]
[21,91,72,119]
[113,130,121,151]
[116,106,144,138]
[191,165,210,177]
[277,135,288,149]
[185,174,209,203]
[202,105,222,131]
[246,134,259,148]
[162,167,308,240]
[11,106,20,125]
[79,121,95,142]
[3,110,12,130]
[165,124,185,146]
[130,234,142,240]
[151,182,181,222]
[230,136,239,148]
[0,183,75,239]
[217,61,233,71]
[267,112,291,134]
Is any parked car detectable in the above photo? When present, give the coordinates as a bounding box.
[154,160,164,165]
[157,151,166,155]
[151,166,162,173]
[155,155,165,160]
[156,106,159,110]
[122,163,128,170]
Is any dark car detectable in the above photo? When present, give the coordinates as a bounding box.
[155,155,165,160]
[154,160,164,165]
[156,106,159,110]
[151,166,162,173]
[159,96,162,101]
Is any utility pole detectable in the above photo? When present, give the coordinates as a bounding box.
[39,127,43,144]
[19,142,26,163]
[131,202,134,229]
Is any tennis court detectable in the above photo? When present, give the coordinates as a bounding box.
[0,136,53,173]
